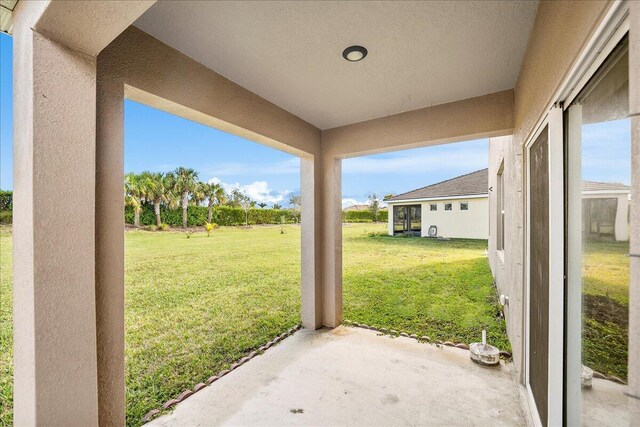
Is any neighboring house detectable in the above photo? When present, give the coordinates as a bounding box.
[582,181,630,242]
[343,204,369,212]
[385,169,488,239]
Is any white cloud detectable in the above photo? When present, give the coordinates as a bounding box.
[342,198,366,209]
[209,177,291,205]
[342,140,488,176]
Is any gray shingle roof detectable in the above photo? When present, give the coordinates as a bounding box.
[582,181,630,192]
[385,169,488,202]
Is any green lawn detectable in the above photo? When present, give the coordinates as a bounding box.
[0,227,12,426]
[343,226,509,350]
[1,225,629,425]
[1,223,506,425]
[582,240,629,380]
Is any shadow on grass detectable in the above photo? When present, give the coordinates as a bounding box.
[343,256,510,351]
[351,231,489,250]
[583,293,628,380]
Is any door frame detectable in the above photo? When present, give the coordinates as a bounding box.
[524,106,565,427]
[563,12,630,425]
[520,3,629,425]
[392,204,421,236]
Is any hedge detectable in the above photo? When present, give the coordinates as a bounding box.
[343,209,388,223]
[125,204,298,227]
[0,211,11,224]
[0,190,12,211]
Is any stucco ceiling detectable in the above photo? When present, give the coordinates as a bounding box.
[135,1,538,130]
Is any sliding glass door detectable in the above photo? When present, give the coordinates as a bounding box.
[528,125,550,426]
[392,205,421,236]
[566,36,631,426]
[525,107,564,426]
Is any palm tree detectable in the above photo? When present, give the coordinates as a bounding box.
[202,182,226,223]
[125,173,144,227]
[289,195,301,223]
[258,202,267,209]
[192,181,207,206]
[237,192,252,227]
[143,172,171,226]
[172,167,199,228]
[163,172,180,210]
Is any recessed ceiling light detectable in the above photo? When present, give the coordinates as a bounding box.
[342,45,367,62]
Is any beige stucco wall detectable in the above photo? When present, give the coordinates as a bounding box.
[101,27,321,158]
[12,0,631,424]
[323,90,514,159]
[488,135,522,377]
[628,1,640,419]
[95,25,327,424]
[387,198,489,240]
[489,0,612,383]
[11,1,158,424]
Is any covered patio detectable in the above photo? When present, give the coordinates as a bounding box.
[5,0,639,425]
[147,327,526,426]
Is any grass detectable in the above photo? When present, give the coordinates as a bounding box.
[1,222,580,426]
[0,225,302,426]
[0,227,12,426]
[582,239,629,380]
[342,226,509,350]
[124,225,302,424]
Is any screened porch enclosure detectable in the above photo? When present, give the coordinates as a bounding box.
[392,204,421,236]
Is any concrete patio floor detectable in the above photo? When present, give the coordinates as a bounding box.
[148,326,526,426]
[583,378,630,426]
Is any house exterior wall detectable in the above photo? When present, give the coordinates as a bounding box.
[387,198,488,240]
[421,198,488,239]
[11,1,158,424]
[628,4,640,418]
[489,0,612,385]
[95,26,327,423]
[323,90,514,158]
[12,0,632,424]
[488,135,521,374]
[615,195,630,242]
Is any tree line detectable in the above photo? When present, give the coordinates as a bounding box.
[125,167,301,228]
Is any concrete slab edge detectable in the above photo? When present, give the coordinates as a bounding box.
[342,321,627,386]
[341,319,511,358]
[142,324,303,423]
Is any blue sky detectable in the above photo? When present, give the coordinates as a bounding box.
[1,34,12,189]
[0,32,630,206]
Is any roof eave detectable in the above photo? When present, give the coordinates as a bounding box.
[386,193,488,204]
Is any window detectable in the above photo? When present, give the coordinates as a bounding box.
[497,161,505,251]
[430,204,437,211]
[444,203,452,211]
[460,202,468,211]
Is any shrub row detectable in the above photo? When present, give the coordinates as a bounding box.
[0,190,12,211]
[0,211,11,224]
[125,205,299,227]
[343,210,388,223]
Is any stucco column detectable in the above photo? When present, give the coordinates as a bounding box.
[322,154,342,327]
[301,155,323,329]
[12,25,99,425]
[387,204,394,236]
[629,1,640,418]
[614,195,629,242]
[96,58,126,425]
